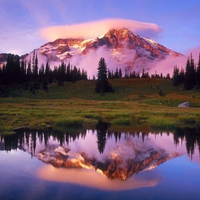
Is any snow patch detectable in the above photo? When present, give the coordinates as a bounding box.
[143,37,157,45]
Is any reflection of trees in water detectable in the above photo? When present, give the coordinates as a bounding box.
[1,127,200,158]
[174,127,200,159]
[0,128,87,155]
[96,120,109,154]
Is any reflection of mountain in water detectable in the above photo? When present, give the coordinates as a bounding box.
[38,144,178,180]
[0,127,200,180]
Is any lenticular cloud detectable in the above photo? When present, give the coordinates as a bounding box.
[40,18,162,41]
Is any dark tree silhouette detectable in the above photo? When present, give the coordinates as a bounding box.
[184,55,196,90]
[32,50,38,77]
[196,53,200,88]
[173,66,184,86]
[95,58,113,94]
[96,120,109,154]
[27,59,32,77]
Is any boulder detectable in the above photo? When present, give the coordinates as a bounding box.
[178,102,190,108]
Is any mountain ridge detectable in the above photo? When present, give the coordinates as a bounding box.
[25,28,182,76]
[1,28,182,76]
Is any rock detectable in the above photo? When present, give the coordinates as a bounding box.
[178,102,190,108]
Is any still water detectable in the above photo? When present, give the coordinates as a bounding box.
[0,127,200,200]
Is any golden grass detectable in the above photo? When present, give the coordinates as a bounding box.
[0,78,200,133]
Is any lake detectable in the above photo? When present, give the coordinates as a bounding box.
[0,126,200,200]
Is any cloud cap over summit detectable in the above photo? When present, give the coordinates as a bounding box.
[40,18,162,41]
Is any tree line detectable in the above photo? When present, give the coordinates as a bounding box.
[0,53,87,88]
[95,57,170,95]
[2,52,199,96]
[108,67,170,79]
[173,54,200,90]
[1,126,200,157]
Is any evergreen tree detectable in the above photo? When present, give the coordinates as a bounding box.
[173,66,180,86]
[115,67,119,78]
[39,63,45,77]
[20,59,26,79]
[196,53,200,88]
[130,71,137,78]
[71,66,78,82]
[17,57,26,83]
[27,59,32,78]
[32,51,38,77]
[45,61,50,76]
[95,58,113,94]
[166,73,171,79]
[184,58,191,90]
[190,54,196,88]
[124,69,129,78]
[82,69,87,80]
[81,69,87,80]
[4,54,21,84]
[184,55,196,90]
[66,63,71,81]
[119,68,122,78]
[57,62,66,85]
[108,70,112,79]
[141,68,149,78]
[96,120,108,154]
[0,67,2,83]
[32,50,35,75]
[34,53,38,76]
[179,67,185,84]
[13,55,21,82]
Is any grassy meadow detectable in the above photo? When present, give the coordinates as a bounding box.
[1,78,200,134]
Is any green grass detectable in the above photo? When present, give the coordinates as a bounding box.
[149,115,177,129]
[55,117,83,128]
[111,117,131,126]
[1,78,200,134]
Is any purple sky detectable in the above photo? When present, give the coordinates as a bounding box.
[0,0,200,55]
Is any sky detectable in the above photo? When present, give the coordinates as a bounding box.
[0,0,200,55]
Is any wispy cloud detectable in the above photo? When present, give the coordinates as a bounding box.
[148,45,200,77]
[40,18,162,41]
[185,45,200,61]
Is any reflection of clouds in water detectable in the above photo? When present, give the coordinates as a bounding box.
[23,130,186,167]
[32,131,198,190]
[148,133,186,154]
[68,130,161,163]
[36,130,180,182]
[36,130,182,169]
[37,165,161,191]
[147,133,200,164]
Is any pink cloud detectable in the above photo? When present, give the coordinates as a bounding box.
[40,18,162,41]
[37,165,160,191]
[185,45,200,61]
[148,46,200,77]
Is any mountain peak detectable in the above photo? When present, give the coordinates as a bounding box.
[23,27,182,77]
[105,28,136,39]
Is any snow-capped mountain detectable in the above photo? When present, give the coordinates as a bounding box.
[24,28,182,77]
[38,144,179,181]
